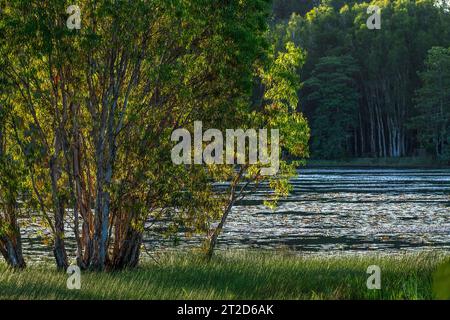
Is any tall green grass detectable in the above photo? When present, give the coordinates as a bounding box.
[0,251,447,300]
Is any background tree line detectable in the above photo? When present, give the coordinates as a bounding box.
[0,0,309,270]
[272,0,450,160]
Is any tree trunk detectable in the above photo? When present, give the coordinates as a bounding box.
[0,109,26,269]
[49,154,68,271]
[367,89,376,156]
[206,193,237,260]
[0,237,26,269]
[110,223,143,270]
[374,103,383,157]
[0,215,26,269]
[359,111,365,156]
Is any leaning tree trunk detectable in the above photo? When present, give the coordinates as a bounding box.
[0,237,26,269]
[206,168,248,260]
[0,217,26,269]
[206,194,237,260]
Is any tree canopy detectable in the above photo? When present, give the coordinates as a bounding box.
[0,0,309,270]
[273,0,450,159]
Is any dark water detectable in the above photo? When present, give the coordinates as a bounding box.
[22,168,450,262]
[153,167,450,254]
[216,167,450,254]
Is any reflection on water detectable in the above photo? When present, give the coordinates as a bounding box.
[21,168,450,261]
[150,167,450,254]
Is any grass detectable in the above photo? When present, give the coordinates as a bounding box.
[0,250,448,300]
[307,157,447,168]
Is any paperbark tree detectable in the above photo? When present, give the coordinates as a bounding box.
[0,104,26,269]
[2,0,297,270]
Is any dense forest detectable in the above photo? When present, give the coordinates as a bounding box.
[272,0,450,160]
[1,0,450,271]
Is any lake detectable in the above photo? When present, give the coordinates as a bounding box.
[22,167,450,262]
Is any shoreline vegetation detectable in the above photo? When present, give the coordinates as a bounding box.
[306,157,450,168]
[0,251,448,300]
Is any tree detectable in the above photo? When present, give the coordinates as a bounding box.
[0,102,27,269]
[278,0,450,159]
[2,0,310,271]
[205,41,310,258]
[0,5,27,269]
[304,55,359,159]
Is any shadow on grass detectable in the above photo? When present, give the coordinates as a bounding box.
[0,252,441,300]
